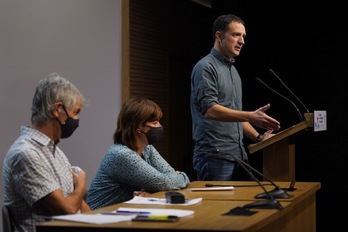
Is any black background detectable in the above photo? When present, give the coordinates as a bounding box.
[176,1,348,231]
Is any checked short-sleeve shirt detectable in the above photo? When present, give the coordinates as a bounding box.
[3,126,74,232]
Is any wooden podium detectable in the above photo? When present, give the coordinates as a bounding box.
[248,113,314,181]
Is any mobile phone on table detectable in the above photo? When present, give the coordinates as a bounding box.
[132,215,179,222]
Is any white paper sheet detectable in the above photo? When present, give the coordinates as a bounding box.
[125,196,202,205]
[51,199,197,225]
[115,207,194,217]
[52,214,135,224]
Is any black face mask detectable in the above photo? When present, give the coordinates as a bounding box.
[145,126,164,145]
[57,106,79,139]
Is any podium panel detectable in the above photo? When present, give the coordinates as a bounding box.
[248,113,313,181]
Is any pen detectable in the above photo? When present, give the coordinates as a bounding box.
[100,212,136,216]
[100,211,151,215]
[115,210,150,215]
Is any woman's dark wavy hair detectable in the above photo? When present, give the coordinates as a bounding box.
[113,97,163,151]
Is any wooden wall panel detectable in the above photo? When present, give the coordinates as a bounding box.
[124,0,214,178]
[128,0,170,159]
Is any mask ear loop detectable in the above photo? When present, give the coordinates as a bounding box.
[52,103,64,145]
[137,124,147,134]
[53,102,63,117]
[54,103,65,126]
[61,105,70,118]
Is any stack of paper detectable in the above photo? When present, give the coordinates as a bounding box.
[125,196,202,205]
[51,206,195,224]
[52,214,135,224]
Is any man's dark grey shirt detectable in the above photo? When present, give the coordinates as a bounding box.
[190,48,248,161]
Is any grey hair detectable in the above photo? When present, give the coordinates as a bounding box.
[31,73,85,124]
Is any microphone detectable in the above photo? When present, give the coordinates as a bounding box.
[255,77,305,121]
[207,150,293,210]
[268,69,310,113]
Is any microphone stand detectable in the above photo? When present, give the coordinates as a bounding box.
[255,78,305,122]
[268,69,310,113]
[207,150,292,209]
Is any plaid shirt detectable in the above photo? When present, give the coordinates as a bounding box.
[3,126,74,232]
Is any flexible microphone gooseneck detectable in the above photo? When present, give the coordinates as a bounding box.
[255,77,305,121]
[268,69,310,113]
[207,150,292,209]
[228,156,283,210]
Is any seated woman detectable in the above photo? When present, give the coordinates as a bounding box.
[86,97,190,209]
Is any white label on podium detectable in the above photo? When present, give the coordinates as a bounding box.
[314,110,327,132]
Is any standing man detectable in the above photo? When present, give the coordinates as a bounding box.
[3,73,90,231]
[190,14,281,181]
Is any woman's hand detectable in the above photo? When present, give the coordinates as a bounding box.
[133,190,149,197]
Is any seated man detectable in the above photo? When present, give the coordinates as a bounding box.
[3,73,90,231]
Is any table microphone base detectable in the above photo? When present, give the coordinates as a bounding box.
[242,199,283,210]
[255,187,292,199]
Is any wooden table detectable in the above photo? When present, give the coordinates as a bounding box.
[150,181,320,203]
[37,181,320,232]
